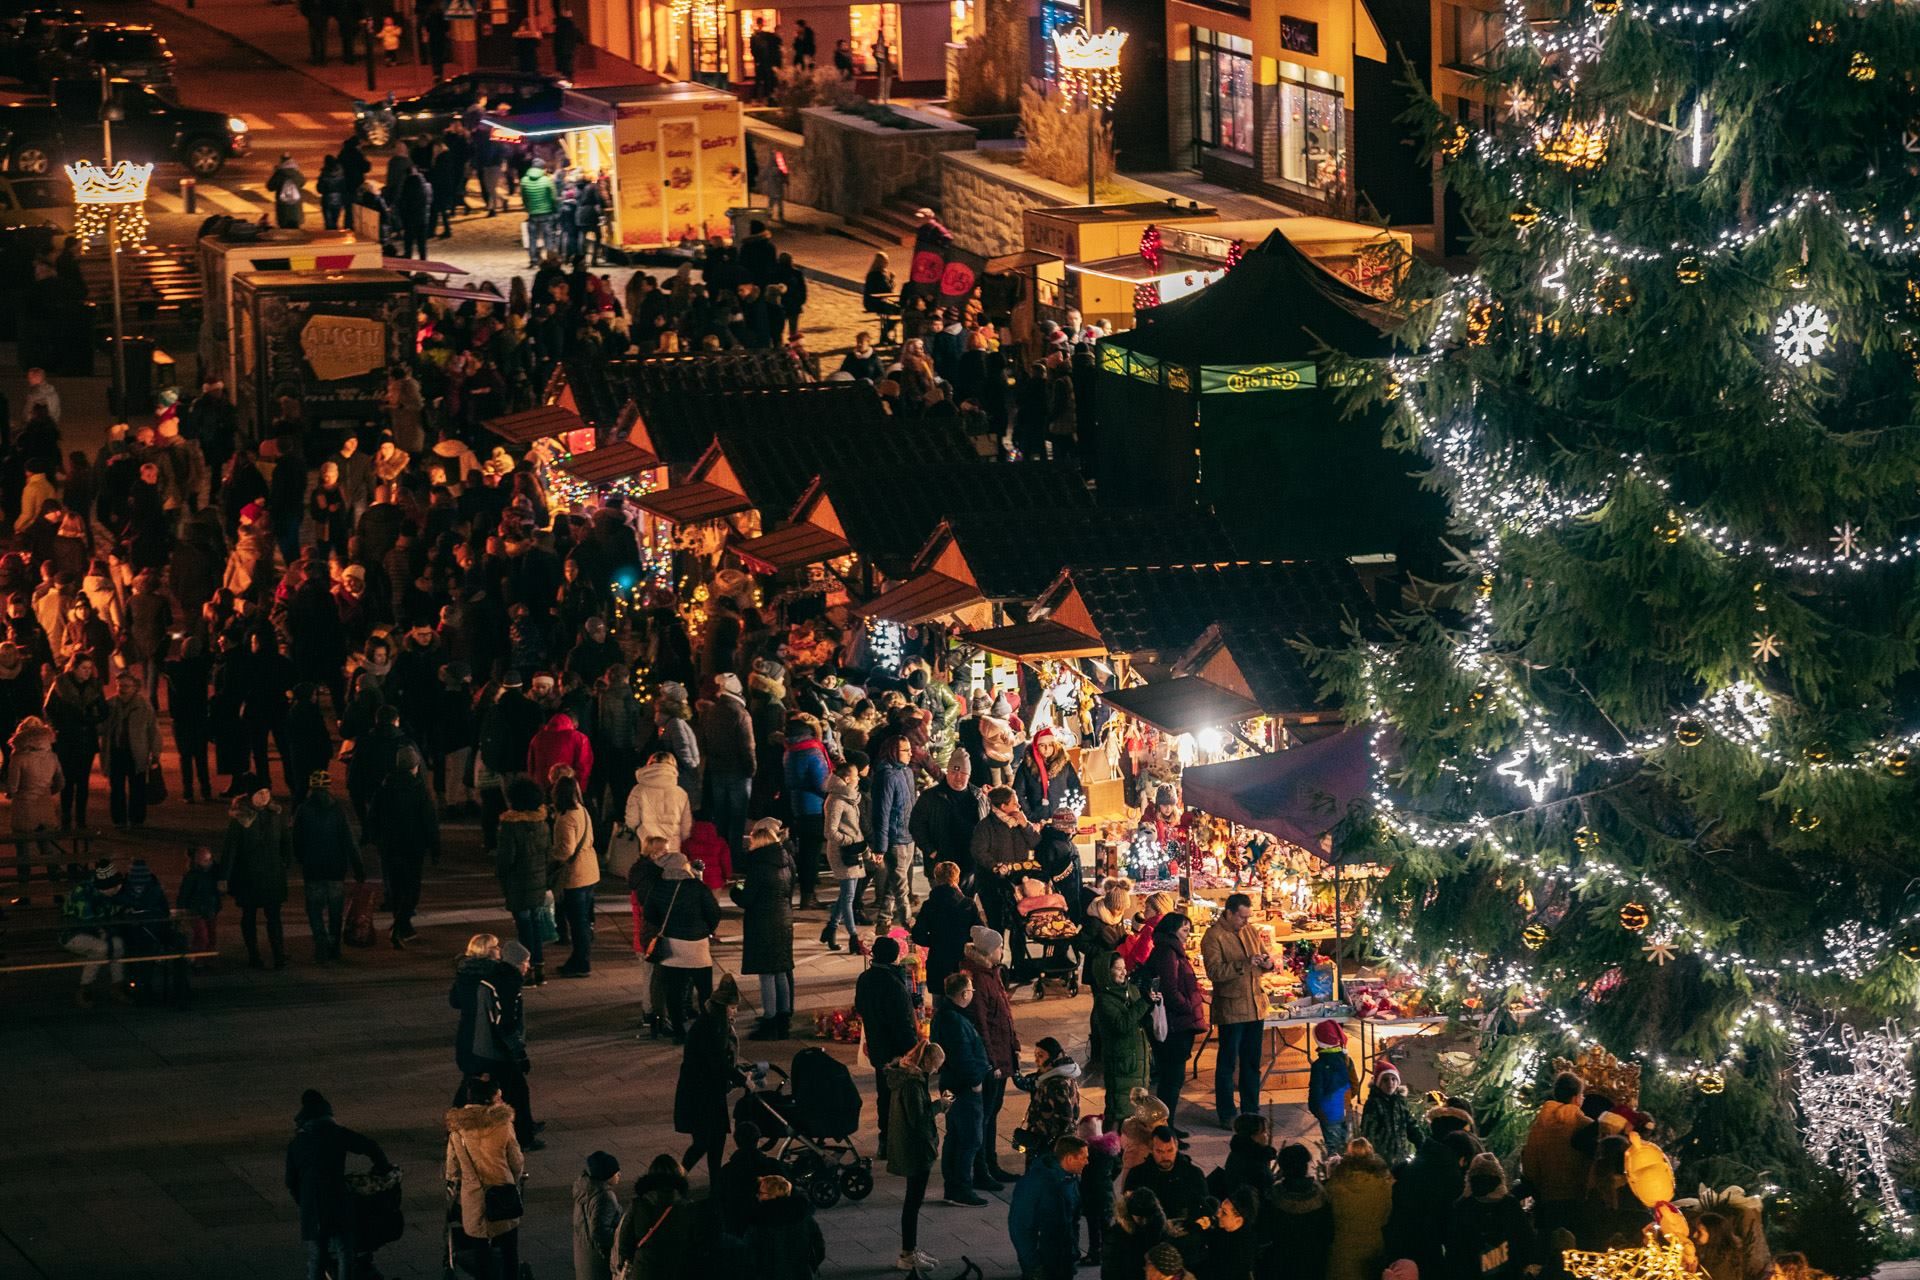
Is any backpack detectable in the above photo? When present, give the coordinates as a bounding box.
[278,179,301,204]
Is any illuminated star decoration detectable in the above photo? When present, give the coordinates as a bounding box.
[1750,630,1783,663]
[1496,733,1570,803]
[1831,522,1859,558]
[1563,1232,1691,1280]
[1643,939,1677,966]
[1773,301,1832,367]
[1794,1020,1917,1227]
[1505,89,1536,122]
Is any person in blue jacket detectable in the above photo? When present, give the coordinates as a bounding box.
[781,714,832,908]
[869,734,918,931]
[931,969,992,1207]
[1010,1135,1090,1280]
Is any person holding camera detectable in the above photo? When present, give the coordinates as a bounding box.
[1200,893,1274,1129]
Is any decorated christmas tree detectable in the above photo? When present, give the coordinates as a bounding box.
[1318,0,1920,1254]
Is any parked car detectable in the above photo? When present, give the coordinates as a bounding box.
[0,173,71,227]
[0,78,247,176]
[0,8,87,81]
[353,70,567,146]
[35,23,174,90]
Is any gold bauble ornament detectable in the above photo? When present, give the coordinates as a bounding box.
[1850,52,1877,81]
[1518,885,1537,912]
[1476,574,1495,598]
[1440,125,1470,160]
[1674,719,1705,747]
[1896,926,1920,962]
[1574,826,1600,851]
[1675,256,1705,286]
[1523,924,1551,950]
[1592,0,1619,12]
[1655,513,1683,544]
[1510,203,1542,229]
[1790,807,1821,832]
[1887,748,1911,777]
[1619,901,1651,932]
[1753,582,1768,613]
[1809,19,1836,42]
[1804,742,1831,764]
[1695,1068,1726,1095]
[1534,116,1610,170]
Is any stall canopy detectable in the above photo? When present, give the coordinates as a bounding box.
[629,441,754,524]
[1099,677,1262,736]
[963,618,1111,660]
[486,405,586,444]
[731,461,1091,579]
[1032,558,1375,664]
[555,403,660,486]
[1092,229,1445,567]
[858,507,1238,624]
[1178,725,1372,854]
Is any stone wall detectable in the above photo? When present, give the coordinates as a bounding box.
[798,105,977,216]
[743,117,819,211]
[939,151,1190,255]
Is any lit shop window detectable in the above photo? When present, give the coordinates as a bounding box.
[1191,27,1253,156]
[849,3,902,70]
[1278,60,1345,191]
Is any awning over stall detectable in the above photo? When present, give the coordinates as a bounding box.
[486,405,585,443]
[962,619,1109,660]
[630,480,753,524]
[854,572,983,624]
[1100,677,1262,736]
[728,523,852,573]
[1178,725,1371,854]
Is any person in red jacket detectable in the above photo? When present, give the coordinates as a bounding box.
[527,712,593,792]
[959,925,1021,1187]
[684,819,733,889]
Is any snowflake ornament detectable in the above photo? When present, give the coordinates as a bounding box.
[1750,630,1783,663]
[1643,939,1678,966]
[1831,522,1860,558]
[1774,302,1831,367]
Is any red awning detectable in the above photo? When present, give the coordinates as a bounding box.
[730,524,852,573]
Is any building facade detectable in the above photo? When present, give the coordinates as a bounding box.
[582,0,967,87]
[1148,0,1430,225]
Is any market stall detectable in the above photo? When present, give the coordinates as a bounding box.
[230,269,413,435]
[1092,227,1448,564]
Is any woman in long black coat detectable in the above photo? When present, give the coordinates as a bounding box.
[910,859,985,992]
[675,973,742,1181]
[737,819,795,1040]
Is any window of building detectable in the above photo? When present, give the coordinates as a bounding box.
[1278,60,1345,192]
[1441,4,1500,70]
[849,3,902,70]
[1190,26,1253,157]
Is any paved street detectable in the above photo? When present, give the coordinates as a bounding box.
[0,762,1331,1280]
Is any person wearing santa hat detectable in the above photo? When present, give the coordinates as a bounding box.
[1306,1020,1360,1156]
[1358,1059,1419,1167]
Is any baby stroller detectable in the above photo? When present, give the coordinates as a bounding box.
[734,1048,874,1209]
[1014,878,1081,999]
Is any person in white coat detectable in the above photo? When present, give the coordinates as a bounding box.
[623,750,693,853]
[819,761,867,955]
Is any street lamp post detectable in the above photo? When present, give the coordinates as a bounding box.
[1051,25,1126,205]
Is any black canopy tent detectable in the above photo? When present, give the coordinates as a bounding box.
[1091,230,1444,567]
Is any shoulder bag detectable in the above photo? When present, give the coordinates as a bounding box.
[611,1204,676,1280]
[643,879,683,962]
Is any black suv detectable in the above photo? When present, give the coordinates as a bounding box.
[0,79,248,176]
[35,23,175,90]
[354,70,567,146]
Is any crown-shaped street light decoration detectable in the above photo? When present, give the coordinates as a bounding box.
[65,159,153,249]
[1052,25,1127,111]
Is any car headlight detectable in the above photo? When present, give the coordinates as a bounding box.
[227,116,247,133]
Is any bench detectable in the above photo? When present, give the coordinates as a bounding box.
[0,906,212,1005]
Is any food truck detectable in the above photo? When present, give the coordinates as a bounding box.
[198,227,385,395]
[230,269,413,435]
[482,81,745,252]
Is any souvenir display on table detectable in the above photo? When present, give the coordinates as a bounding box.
[814,1008,865,1043]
